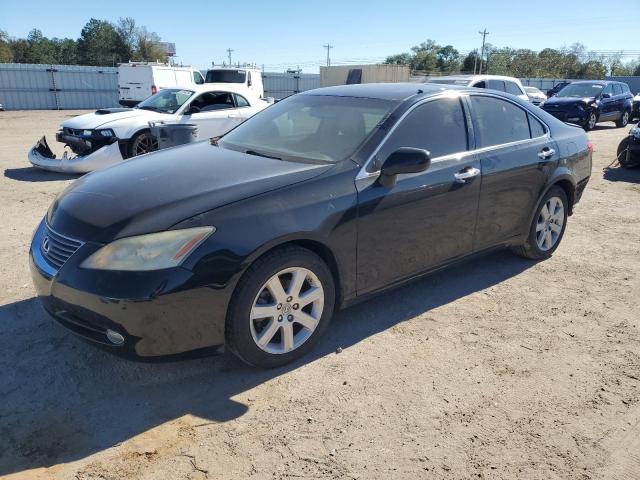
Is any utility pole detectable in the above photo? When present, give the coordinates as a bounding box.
[323,44,333,67]
[226,48,234,66]
[478,29,489,75]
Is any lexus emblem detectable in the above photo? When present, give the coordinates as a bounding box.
[42,236,50,254]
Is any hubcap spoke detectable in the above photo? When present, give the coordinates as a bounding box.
[257,319,280,347]
[282,323,294,352]
[294,311,319,331]
[266,276,287,303]
[540,204,550,221]
[251,304,277,320]
[550,223,562,234]
[288,269,307,298]
[298,286,323,307]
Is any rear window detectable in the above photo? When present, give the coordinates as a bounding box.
[470,95,530,147]
[487,79,506,92]
[205,69,247,84]
[505,81,523,96]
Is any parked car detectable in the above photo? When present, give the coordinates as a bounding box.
[28,84,270,173]
[540,80,633,130]
[632,91,640,120]
[118,62,205,107]
[30,83,592,367]
[523,86,547,105]
[546,81,571,98]
[205,67,264,98]
[426,75,529,101]
[0,102,4,111]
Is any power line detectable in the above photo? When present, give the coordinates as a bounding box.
[323,44,333,67]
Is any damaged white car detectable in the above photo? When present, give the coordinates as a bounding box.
[29,84,270,173]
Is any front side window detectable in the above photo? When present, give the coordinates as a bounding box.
[378,97,468,161]
[136,88,194,114]
[219,95,394,163]
[470,95,530,147]
[235,94,250,108]
[190,92,235,112]
[505,81,523,96]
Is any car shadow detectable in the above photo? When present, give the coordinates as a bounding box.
[603,165,640,183]
[4,167,80,182]
[0,250,533,476]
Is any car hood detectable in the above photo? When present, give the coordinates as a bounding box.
[61,108,159,130]
[544,96,595,108]
[47,141,332,243]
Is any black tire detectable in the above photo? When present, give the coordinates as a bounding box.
[616,110,631,128]
[512,186,569,260]
[127,130,158,158]
[617,137,640,169]
[226,246,336,368]
[583,111,598,131]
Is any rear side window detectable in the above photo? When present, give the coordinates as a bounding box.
[380,98,468,160]
[613,84,622,96]
[487,79,506,92]
[622,84,631,94]
[235,94,250,107]
[528,114,546,138]
[505,81,522,96]
[470,96,530,147]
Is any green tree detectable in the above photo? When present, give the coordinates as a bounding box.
[0,30,12,62]
[135,26,167,62]
[384,52,412,65]
[77,18,123,66]
[436,45,460,72]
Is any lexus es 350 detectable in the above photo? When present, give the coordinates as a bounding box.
[30,83,592,368]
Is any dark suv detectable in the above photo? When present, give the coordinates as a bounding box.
[541,80,633,131]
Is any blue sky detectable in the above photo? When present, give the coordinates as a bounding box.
[2,0,638,72]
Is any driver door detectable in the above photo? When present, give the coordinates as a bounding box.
[180,91,243,139]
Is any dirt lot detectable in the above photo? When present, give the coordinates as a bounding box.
[0,110,639,480]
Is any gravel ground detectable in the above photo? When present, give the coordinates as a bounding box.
[0,110,639,480]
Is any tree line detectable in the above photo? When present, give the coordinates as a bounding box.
[0,18,168,66]
[385,40,640,79]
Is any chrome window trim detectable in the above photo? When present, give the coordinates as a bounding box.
[356,91,550,181]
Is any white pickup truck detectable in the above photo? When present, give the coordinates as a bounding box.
[118,62,205,107]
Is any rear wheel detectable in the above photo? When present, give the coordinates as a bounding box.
[616,110,631,128]
[226,246,335,368]
[128,130,158,158]
[512,186,568,260]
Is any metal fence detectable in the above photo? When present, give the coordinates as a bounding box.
[0,63,119,110]
[263,72,320,99]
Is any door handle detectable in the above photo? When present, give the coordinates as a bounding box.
[454,167,480,183]
[538,147,556,160]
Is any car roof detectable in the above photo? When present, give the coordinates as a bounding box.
[171,83,262,98]
[302,82,469,101]
[429,74,522,82]
[570,80,614,86]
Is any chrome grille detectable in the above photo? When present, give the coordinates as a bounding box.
[40,224,83,269]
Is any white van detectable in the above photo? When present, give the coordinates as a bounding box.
[204,67,264,98]
[118,62,205,107]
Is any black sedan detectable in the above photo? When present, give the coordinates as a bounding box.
[30,83,592,368]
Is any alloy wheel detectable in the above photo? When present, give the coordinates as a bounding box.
[622,111,630,127]
[133,133,158,156]
[250,267,324,354]
[535,196,565,251]
[588,113,597,130]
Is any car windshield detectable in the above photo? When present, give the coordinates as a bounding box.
[135,89,194,114]
[205,69,246,83]
[427,78,471,85]
[219,95,394,163]
[556,83,604,98]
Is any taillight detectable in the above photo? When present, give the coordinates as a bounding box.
[151,85,157,95]
[587,141,593,153]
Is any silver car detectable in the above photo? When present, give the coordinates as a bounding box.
[524,86,547,106]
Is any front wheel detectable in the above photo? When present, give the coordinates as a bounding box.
[127,130,158,158]
[583,111,598,131]
[226,246,335,368]
[616,110,631,128]
[512,186,568,260]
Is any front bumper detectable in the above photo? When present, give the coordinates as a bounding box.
[29,219,228,358]
[542,107,588,125]
[28,136,125,173]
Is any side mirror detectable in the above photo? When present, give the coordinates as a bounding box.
[601,93,611,99]
[379,147,431,188]
[185,105,201,115]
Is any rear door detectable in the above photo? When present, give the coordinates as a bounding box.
[468,94,554,250]
[356,96,481,294]
[599,84,616,120]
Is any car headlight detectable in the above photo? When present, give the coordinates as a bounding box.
[97,129,115,137]
[80,227,215,271]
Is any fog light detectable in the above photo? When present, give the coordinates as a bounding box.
[106,329,125,345]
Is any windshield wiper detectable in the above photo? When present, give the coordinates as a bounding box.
[137,105,161,112]
[245,150,281,160]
